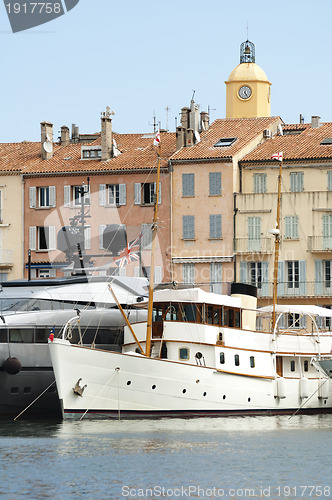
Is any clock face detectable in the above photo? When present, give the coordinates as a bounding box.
[238,85,252,99]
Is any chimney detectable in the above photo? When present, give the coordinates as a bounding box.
[189,99,199,133]
[61,126,70,146]
[185,128,194,147]
[180,107,190,129]
[176,126,186,150]
[71,123,79,142]
[200,111,210,131]
[40,121,53,160]
[311,116,321,128]
[101,115,113,161]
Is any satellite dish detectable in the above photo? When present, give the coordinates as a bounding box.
[43,141,53,153]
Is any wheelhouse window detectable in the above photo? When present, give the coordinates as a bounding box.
[250,356,255,368]
[179,347,189,360]
[234,354,240,366]
[290,360,296,372]
[220,352,225,364]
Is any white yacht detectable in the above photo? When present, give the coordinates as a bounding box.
[49,283,332,419]
[0,276,147,418]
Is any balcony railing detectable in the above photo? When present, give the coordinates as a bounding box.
[308,236,332,252]
[234,238,273,254]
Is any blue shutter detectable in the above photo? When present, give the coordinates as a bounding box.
[182,174,195,197]
[277,261,284,296]
[183,216,195,239]
[299,260,306,295]
[209,172,221,195]
[261,261,269,296]
[240,261,247,283]
[315,259,323,296]
[209,215,222,239]
[119,184,126,205]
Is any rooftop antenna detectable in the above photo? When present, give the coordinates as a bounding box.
[192,90,195,101]
[246,21,249,40]
[148,111,157,132]
[165,105,170,132]
[208,105,216,118]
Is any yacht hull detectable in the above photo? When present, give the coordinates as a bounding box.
[50,339,332,420]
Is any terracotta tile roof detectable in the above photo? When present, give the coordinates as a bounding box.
[241,122,332,163]
[170,117,281,161]
[24,131,177,176]
[0,142,47,173]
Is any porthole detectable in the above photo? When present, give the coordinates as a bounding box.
[127,381,132,386]
[222,395,226,400]
[203,392,207,397]
[182,389,187,394]
[248,397,251,402]
[152,385,156,390]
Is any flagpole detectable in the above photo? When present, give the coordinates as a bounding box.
[272,154,283,332]
[145,136,161,357]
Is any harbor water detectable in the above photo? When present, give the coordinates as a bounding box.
[0,415,332,499]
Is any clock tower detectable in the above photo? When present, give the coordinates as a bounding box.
[225,40,271,119]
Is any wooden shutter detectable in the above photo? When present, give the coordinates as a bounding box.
[29,226,36,251]
[119,184,126,205]
[64,186,71,207]
[49,186,56,207]
[99,184,106,206]
[134,183,141,205]
[29,187,36,208]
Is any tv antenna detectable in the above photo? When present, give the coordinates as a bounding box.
[165,106,170,131]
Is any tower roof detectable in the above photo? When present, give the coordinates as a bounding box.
[226,62,270,83]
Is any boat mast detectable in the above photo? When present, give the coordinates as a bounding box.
[145,135,161,357]
[272,155,283,331]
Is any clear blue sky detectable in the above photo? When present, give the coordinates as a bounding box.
[0,0,331,142]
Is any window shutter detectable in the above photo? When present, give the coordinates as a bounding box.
[210,263,222,293]
[64,186,71,207]
[240,261,247,283]
[209,172,221,196]
[261,261,269,296]
[154,266,162,283]
[29,187,36,208]
[323,214,332,249]
[141,223,152,249]
[277,261,284,296]
[284,216,291,239]
[182,173,195,197]
[49,186,56,207]
[84,226,91,250]
[209,214,222,239]
[315,259,323,296]
[183,263,195,284]
[299,260,306,295]
[99,184,106,206]
[328,171,332,191]
[119,184,126,205]
[29,226,36,251]
[183,215,195,239]
[49,268,56,278]
[99,224,106,249]
[134,183,141,205]
[49,226,56,250]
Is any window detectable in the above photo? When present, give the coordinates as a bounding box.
[29,186,56,208]
[290,360,295,372]
[287,261,299,289]
[81,148,101,159]
[183,263,195,284]
[179,347,189,360]
[249,262,262,289]
[214,137,236,147]
[250,356,255,368]
[248,216,261,251]
[182,173,195,197]
[209,214,222,239]
[64,185,90,207]
[108,184,126,206]
[209,172,222,196]
[288,313,301,328]
[304,360,309,372]
[220,352,225,364]
[29,226,56,251]
[290,172,304,192]
[253,173,267,193]
[324,260,331,288]
[234,354,240,366]
[134,182,161,205]
[284,216,299,239]
[182,215,195,239]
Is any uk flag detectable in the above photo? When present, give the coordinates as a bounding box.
[113,234,142,268]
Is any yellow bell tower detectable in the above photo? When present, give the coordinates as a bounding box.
[225,40,271,119]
